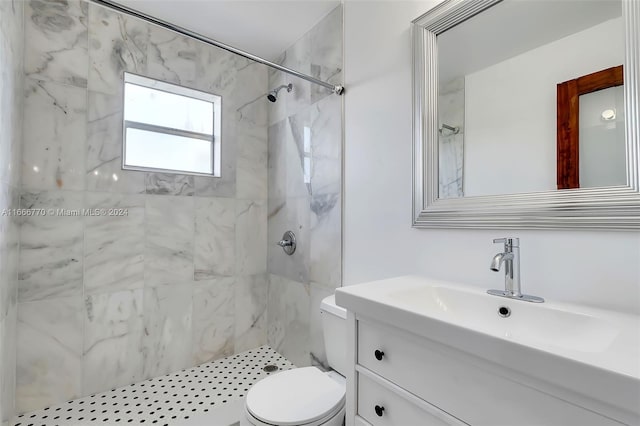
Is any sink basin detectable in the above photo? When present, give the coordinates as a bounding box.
[389,286,622,354]
[335,275,640,420]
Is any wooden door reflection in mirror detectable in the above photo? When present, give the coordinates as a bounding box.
[557,65,624,189]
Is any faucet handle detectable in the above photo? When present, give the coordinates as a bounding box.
[493,237,519,248]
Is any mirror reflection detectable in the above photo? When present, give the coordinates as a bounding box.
[437,0,625,199]
[579,84,626,187]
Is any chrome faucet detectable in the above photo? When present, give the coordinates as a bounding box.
[488,238,544,303]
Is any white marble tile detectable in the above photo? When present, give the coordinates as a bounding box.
[142,283,193,379]
[0,1,24,184]
[201,48,251,100]
[269,37,311,124]
[309,283,333,369]
[22,78,86,192]
[87,3,148,96]
[0,185,18,417]
[310,94,342,195]
[234,274,267,352]
[310,5,343,104]
[0,186,10,315]
[268,120,287,200]
[193,174,236,199]
[1,297,17,420]
[270,109,314,199]
[145,173,194,196]
[85,90,145,194]
[25,0,88,88]
[0,0,24,189]
[267,274,310,368]
[310,194,341,289]
[0,0,22,419]
[237,126,268,201]
[146,27,204,89]
[145,195,195,286]
[235,63,268,201]
[286,110,313,197]
[284,80,311,123]
[83,192,145,295]
[266,70,288,127]
[439,133,464,198]
[0,186,19,318]
[439,76,465,126]
[192,278,235,364]
[18,190,83,302]
[266,276,285,353]
[233,62,268,114]
[438,77,465,199]
[267,198,310,284]
[0,316,4,421]
[236,199,267,276]
[82,289,144,395]
[194,197,235,280]
[16,296,83,413]
[281,278,312,362]
[0,1,25,187]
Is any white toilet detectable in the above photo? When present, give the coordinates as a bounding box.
[242,295,347,426]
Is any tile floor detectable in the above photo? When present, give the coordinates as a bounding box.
[12,346,294,426]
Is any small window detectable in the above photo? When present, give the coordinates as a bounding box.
[123,73,221,176]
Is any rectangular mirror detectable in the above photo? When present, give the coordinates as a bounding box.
[412,0,640,229]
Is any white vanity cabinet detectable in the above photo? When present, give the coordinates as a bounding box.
[336,277,639,426]
[345,315,631,426]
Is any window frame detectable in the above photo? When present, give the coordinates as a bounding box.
[122,72,222,177]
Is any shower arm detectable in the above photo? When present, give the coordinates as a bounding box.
[439,123,460,135]
[90,0,345,96]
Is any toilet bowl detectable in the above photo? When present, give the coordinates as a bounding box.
[242,295,348,426]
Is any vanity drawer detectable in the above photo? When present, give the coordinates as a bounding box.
[357,318,623,426]
[358,373,457,426]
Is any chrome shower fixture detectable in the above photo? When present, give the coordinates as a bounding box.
[267,83,293,102]
[439,123,460,135]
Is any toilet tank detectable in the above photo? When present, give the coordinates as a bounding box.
[320,295,348,376]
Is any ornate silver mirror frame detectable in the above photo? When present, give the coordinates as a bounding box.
[412,0,640,230]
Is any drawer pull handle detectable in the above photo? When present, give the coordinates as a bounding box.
[375,405,385,417]
[374,349,385,360]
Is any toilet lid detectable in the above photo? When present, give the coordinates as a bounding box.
[246,367,345,426]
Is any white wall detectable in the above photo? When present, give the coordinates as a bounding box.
[343,1,640,315]
[464,17,624,196]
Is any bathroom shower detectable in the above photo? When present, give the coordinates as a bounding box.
[2,0,345,423]
[267,83,293,102]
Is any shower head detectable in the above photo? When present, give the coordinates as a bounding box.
[267,83,293,103]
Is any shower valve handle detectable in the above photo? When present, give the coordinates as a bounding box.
[276,231,296,255]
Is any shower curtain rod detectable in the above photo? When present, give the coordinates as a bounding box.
[91,0,345,95]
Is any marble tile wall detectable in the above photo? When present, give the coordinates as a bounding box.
[15,0,269,414]
[438,77,465,198]
[0,0,24,421]
[266,6,343,370]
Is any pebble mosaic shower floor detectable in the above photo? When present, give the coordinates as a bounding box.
[12,346,295,426]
